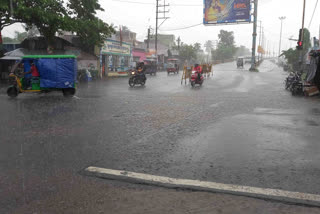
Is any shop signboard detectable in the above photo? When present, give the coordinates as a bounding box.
[101,39,131,56]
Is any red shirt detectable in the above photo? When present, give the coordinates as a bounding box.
[31,65,40,77]
[194,66,202,73]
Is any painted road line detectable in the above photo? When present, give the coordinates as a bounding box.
[85,166,320,207]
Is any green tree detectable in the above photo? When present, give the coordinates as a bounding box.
[218,30,235,48]
[67,0,115,50]
[2,36,15,43]
[179,44,196,62]
[280,28,312,70]
[204,40,213,54]
[14,30,27,42]
[235,45,250,57]
[301,28,311,51]
[214,30,236,60]
[194,42,202,52]
[14,0,70,45]
[0,0,22,55]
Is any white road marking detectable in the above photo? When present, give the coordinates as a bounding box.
[85,166,320,206]
[73,96,81,99]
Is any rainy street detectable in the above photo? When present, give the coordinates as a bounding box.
[1,60,320,213]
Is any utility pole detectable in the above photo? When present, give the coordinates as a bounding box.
[155,0,159,57]
[155,0,169,58]
[262,28,265,60]
[147,27,151,50]
[299,0,306,67]
[250,0,258,71]
[258,21,262,63]
[278,16,286,57]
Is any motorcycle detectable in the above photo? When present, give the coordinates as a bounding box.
[128,69,146,87]
[284,72,303,96]
[190,70,204,87]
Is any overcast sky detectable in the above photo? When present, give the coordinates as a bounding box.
[3,0,320,54]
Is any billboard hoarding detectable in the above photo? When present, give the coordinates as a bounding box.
[204,0,251,25]
[101,39,131,56]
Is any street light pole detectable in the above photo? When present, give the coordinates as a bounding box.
[250,0,258,71]
[278,16,286,57]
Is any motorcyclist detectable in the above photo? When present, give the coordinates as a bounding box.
[194,64,202,81]
[136,62,146,82]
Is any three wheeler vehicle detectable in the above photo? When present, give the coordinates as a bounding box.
[7,55,77,98]
[237,57,244,68]
[144,59,157,75]
[167,58,179,74]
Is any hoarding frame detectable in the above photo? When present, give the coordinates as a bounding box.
[203,0,252,26]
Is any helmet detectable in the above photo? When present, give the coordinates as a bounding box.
[194,64,199,67]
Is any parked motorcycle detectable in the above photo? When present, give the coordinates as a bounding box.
[129,69,146,87]
[284,72,303,96]
[190,70,204,87]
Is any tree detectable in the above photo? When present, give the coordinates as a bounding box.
[280,28,312,71]
[2,36,15,43]
[0,0,23,55]
[14,30,27,42]
[67,0,115,50]
[235,45,250,57]
[14,0,70,45]
[218,30,235,48]
[301,28,311,51]
[194,42,202,52]
[204,40,213,53]
[2,30,27,43]
[24,24,40,37]
[179,44,197,63]
[213,30,236,60]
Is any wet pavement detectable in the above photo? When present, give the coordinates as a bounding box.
[1,60,320,213]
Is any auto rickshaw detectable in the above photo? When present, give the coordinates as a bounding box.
[167,58,179,74]
[237,57,244,68]
[144,59,157,75]
[7,55,77,98]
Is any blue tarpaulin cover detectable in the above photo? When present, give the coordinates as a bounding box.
[22,57,77,88]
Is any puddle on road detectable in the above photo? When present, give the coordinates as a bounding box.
[253,108,301,116]
[305,119,319,127]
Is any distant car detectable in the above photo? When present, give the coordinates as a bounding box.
[244,57,251,64]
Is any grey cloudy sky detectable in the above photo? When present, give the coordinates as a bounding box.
[3,0,320,54]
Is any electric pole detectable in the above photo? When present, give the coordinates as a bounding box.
[299,0,306,67]
[258,21,262,63]
[147,27,151,50]
[278,16,286,57]
[155,0,170,57]
[250,0,258,71]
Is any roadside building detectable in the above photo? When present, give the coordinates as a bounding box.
[0,36,98,81]
[100,39,132,77]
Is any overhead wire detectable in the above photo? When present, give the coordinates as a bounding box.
[111,0,202,6]
[159,23,202,31]
[308,0,319,29]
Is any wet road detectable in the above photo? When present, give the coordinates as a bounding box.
[1,60,320,212]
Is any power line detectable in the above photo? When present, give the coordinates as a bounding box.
[159,23,202,31]
[111,0,202,6]
[308,0,319,29]
[111,0,153,5]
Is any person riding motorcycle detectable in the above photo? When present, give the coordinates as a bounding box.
[194,64,202,81]
[136,62,146,82]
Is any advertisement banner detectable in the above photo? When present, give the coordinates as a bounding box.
[204,0,251,25]
[101,39,131,56]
